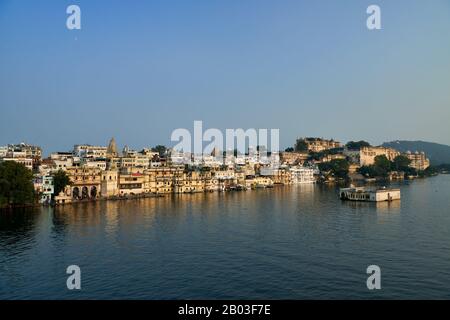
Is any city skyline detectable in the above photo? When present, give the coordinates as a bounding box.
[1,0,450,153]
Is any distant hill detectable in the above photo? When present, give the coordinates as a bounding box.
[382,140,450,165]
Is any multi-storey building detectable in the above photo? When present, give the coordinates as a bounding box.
[39,176,54,204]
[359,146,400,166]
[316,153,347,163]
[101,170,119,197]
[0,157,33,170]
[147,166,184,194]
[405,151,430,171]
[300,138,342,153]
[260,167,292,185]
[0,146,8,158]
[50,152,79,170]
[290,167,316,184]
[280,152,309,166]
[118,171,145,196]
[66,167,102,199]
[8,143,42,161]
[73,144,108,159]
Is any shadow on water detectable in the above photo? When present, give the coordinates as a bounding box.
[0,208,40,253]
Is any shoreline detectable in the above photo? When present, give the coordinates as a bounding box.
[1,173,442,211]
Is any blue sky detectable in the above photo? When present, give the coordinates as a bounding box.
[1,0,449,154]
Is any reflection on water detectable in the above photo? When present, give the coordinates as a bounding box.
[1,175,450,299]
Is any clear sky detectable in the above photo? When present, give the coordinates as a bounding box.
[1,0,449,154]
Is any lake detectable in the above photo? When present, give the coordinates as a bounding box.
[1,175,449,299]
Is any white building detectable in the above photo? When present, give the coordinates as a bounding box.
[340,187,401,202]
[82,158,108,170]
[73,145,108,159]
[40,176,54,204]
[0,157,33,170]
[0,146,8,158]
[290,167,315,184]
[51,152,78,170]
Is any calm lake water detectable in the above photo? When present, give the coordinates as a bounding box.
[1,175,449,300]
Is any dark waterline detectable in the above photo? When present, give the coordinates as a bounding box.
[1,175,450,299]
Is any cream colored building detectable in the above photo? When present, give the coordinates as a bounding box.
[405,151,430,171]
[290,167,315,184]
[147,167,184,194]
[302,138,342,153]
[245,176,274,189]
[67,167,102,199]
[359,146,400,166]
[73,145,108,159]
[260,167,292,185]
[0,157,33,170]
[318,153,346,163]
[118,172,145,196]
[101,170,119,197]
[280,152,309,165]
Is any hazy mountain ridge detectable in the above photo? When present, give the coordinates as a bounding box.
[382,140,450,165]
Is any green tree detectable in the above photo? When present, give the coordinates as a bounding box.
[294,139,309,152]
[152,145,167,157]
[358,165,377,178]
[52,170,71,198]
[0,161,35,208]
[393,155,411,171]
[318,159,349,179]
[373,155,392,176]
[284,147,294,152]
[345,140,371,150]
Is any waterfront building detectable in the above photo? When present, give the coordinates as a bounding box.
[290,167,316,184]
[244,176,274,189]
[405,151,430,171]
[147,166,184,194]
[66,167,102,200]
[359,146,400,166]
[211,168,236,191]
[39,176,54,204]
[340,187,401,202]
[174,170,214,193]
[118,171,145,196]
[54,192,72,205]
[260,167,292,185]
[101,170,119,197]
